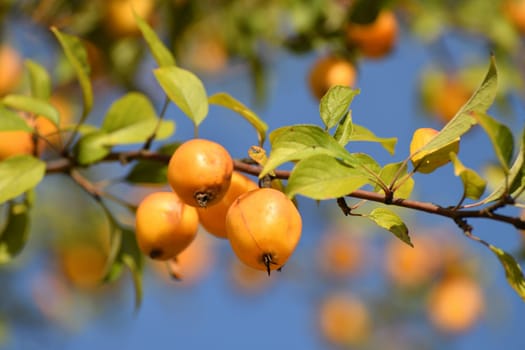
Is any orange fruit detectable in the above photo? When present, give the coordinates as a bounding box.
[409,127,459,173]
[34,94,75,151]
[103,0,155,37]
[167,139,233,208]
[198,171,258,238]
[427,276,484,333]
[503,0,525,34]
[0,117,35,161]
[346,10,398,59]
[431,78,471,124]
[135,191,199,260]
[58,243,107,289]
[0,44,23,96]
[308,55,357,100]
[226,188,302,274]
[317,229,366,279]
[384,234,443,288]
[318,292,371,346]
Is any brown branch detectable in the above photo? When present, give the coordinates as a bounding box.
[44,150,525,230]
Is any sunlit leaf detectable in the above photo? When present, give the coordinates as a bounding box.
[482,128,525,203]
[474,112,514,173]
[368,208,412,246]
[286,154,371,199]
[0,106,32,131]
[377,162,414,199]
[154,66,208,126]
[0,156,45,204]
[320,86,360,130]
[3,95,59,126]
[25,59,51,100]
[0,199,31,263]
[410,128,460,174]
[209,92,268,146]
[334,111,353,146]
[349,124,397,155]
[51,27,93,116]
[262,125,351,177]
[134,11,176,67]
[418,55,498,154]
[101,92,175,144]
[487,244,525,301]
[73,131,111,165]
[450,153,486,200]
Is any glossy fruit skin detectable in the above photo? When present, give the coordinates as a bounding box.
[198,171,258,238]
[135,191,199,260]
[226,188,302,274]
[168,139,233,208]
[346,11,398,59]
[0,130,35,161]
[409,127,459,173]
[308,55,357,100]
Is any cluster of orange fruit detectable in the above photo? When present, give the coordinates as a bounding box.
[308,10,398,100]
[135,139,303,275]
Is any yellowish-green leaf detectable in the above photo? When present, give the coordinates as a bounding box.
[209,92,268,146]
[262,124,351,177]
[368,208,412,246]
[377,162,414,199]
[450,153,486,200]
[349,124,397,155]
[73,131,111,165]
[51,27,93,117]
[285,154,370,199]
[320,86,360,130]
[474,112,514,173]
[0,106,32,131]
[25,59,51,100]
[3,94,59,126]
[134,11,175,67]
[0,156,45,204]
[154,66,208,127]
[0,199,31,264]
[488,244,525,301]
[334,111,353,146]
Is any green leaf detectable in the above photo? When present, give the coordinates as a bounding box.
[0,106,32,131]
[105,228,143,310]
[482,128,525,203]
[125,143,178,184]
[154,66,208,127]
[134,11,176,67]
[262,125,351,177]
[208,92,268,146]
[3,95,59,126]
[418,55,498,155]
[319,86,360,130]
[25,60,51,100]
[378,162,414,199]
[73,131,111,165]
[474,112,514,173]
[450,153,486,200]
[334,111,353,146]
[101,92,175,144]
[0,199,31,263]
[0,156,46,204]
[51,27,93,117]
[487,244,525,301]
[285,154,371,199]
[349,124,397,155]
[368,208,412,246]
